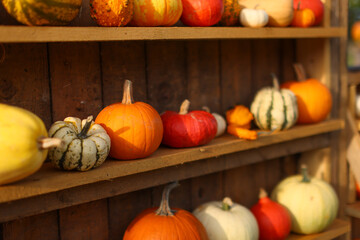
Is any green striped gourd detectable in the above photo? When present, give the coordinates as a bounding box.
[48,116,111,171]
[250,74,298,131]
[2,0,82,26]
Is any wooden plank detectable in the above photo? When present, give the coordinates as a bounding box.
[0,27,347,43]
[351,217,360,238]
[0,43,51,127]
[346,110,360,186]
[108,189,152,240]
[2,212,59,240]
[346,201,360,219]
[287,219,350,240]
[59,200,108,240]
[0,131,334,222]
[48,42,103,120]
[0,119,343,205]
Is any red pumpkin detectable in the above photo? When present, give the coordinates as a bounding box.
[293,0,324,26]
[181,0,224,27]
[161,99,217,148]
[251,188,292,240]
[124,182,209,240]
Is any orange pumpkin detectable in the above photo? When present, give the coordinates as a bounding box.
[123,182,209,240]
[281,64,332,124]
[95,80,163,160]
[291,7,315,27]
[90,0,133,27]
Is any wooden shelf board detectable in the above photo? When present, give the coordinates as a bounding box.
[0,26,346,43]
[287,219,350,240]
[346,201,360,218]
[0,119,343,222]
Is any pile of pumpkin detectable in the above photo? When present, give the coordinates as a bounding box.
[123,165,339,239]
[2,0,323,28]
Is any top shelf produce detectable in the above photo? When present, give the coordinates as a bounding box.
[0,26,346,43]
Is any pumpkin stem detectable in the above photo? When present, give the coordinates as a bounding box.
[293,63,307,82]
[122,80,134,104]
[301,164,311,183]
[222,197,233,211]
[179,99,190,115]
[37,137,64,150]
[202,106,210,113]
[77,116,93,139]
[259,188,268,199]
[297,1,301,10]
[271,73,280,90]
[155,181,180,216]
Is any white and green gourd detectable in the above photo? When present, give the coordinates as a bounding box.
[250,73,298,131]
[48,116,111,171]
[271,165,339,234]
[193,197,259,240]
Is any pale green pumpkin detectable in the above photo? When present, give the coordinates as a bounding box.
[271,166,339,234]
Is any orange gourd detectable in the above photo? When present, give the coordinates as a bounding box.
[90,0,133,27]
[220,0,242,26]
[281,64,332,124]
[95,80,163,160]
[123,182,209,240]
[291,4,315,27]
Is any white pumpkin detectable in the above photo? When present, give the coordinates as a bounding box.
[48,116,111,171]
[193,197,259,240]
[271,165,339,234]
[202,106,226,137]
[250,73,298,131]
[240,8,269,28]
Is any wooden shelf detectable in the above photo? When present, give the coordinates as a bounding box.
[346,201,360,218]
[0,26,346,43]
[287,219,350,240]
[0,119,343,222]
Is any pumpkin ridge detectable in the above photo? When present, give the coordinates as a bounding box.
[76,139,84,170]
[8,0,16,18]
[23,1,70,24]
[266,90,274,130]
[50,125,69,138]
[58,140,72,170]
[134,103,147,155]
[20,1,37,25]
[281,94,288,130]
[34,0,81,9]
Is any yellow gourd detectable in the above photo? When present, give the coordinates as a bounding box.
[0,103,62,185]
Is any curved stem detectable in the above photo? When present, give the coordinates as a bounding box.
[155,181,180,216]
[77,116,93,139]
[293,63,307,82]
[271,73,280,90]
[37,137,63,150]
[222,197,233,211]
[179,99,190,115]
[301,164,311,183]
[259,188,268,199]
[122,80,134,104]
[202,106,210,113]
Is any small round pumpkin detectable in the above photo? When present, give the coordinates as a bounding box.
[251,188,291,240]
[240,7,269,28]
[293,0,324,26]
[193,197,259,240]
[281,63,332,124]
[250,74,298,131]
[291,5,315,28]
[90,0,133,27]
[271,165,339,234]
[95,80,163,160]
[2,0,82,26]
[124,182,209,240]
[161,100,217,148]
[48,116,111,171]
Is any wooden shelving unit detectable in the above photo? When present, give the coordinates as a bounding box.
[0,26,346,42]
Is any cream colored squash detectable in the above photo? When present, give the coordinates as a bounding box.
[202,106,226,137]
[48,116,111,171]
[239,0,293,27]
[240,8,269,27]
[0,103,62,185]
[271,165,339,234]
[193,197,259,240]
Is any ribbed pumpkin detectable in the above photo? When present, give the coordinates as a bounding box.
[0,103,62,185]
[95,80,163,160]
[239,0,293,27]
[250,74,298,131]
[124,182,209,240]
[48,116,111,171]
[220,0,241,26]
[2,0,82,26]
[271,165,339,234]
[90,0,133,27]
[130,0,182,26]
[281,64,332,124]
[181,0,224,27]
[193,197,259,240]
[251,188,291,240]
[161,99,217,148]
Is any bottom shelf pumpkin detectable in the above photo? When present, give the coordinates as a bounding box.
[271,165,339,234]
[193,197,259,240]
[123,181,209,240]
